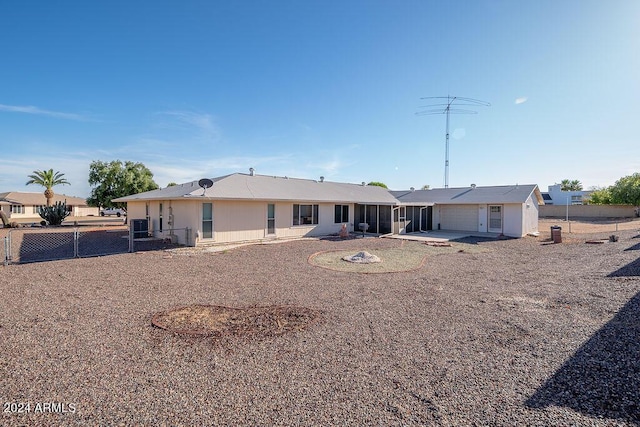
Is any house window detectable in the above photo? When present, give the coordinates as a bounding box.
[145,203,150,227]
[202,203,213,239]
[334,205,349,223]
[571,195,583,205]
[33,205,46,214]
[293,204,318,225]
[267,204,275,234]
[159,203,163,232]
[10,205,25,214]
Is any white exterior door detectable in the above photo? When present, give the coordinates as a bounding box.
[488,205,503,233]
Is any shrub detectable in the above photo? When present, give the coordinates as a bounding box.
[39,201,71,226]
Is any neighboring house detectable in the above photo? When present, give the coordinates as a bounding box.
[113,172,399,246]
[391,184,544,238]
[0,192,97,221]
[114,171,544,245]
[541,184,592,205]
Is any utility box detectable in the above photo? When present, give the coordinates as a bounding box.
[551,226,562,243]
[132,219,149,239]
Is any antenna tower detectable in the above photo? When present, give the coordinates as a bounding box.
[416,96,490,188]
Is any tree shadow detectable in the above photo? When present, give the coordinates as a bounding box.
[525,291,640,424]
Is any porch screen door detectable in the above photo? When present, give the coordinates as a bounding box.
[488,205,502,233]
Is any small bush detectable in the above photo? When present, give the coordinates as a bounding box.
[39,201,71,226]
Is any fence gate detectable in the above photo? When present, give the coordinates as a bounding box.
[7,228,75,264]
[77,229,129,258]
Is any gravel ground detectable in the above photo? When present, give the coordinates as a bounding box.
[1,230,639,426]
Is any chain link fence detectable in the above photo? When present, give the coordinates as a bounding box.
[2,226,190,265]
[1,229,9,266]
[7,227,75,264]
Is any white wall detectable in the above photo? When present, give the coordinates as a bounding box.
[74,207,100,216]
[503,203,524,237]
[522,194,539,235]
[434,203,532,237]
[125,199,356,246]
[212,201,349,243]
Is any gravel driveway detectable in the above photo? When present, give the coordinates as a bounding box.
[1,230,639,426]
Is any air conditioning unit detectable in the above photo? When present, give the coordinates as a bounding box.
[132,219,149,239]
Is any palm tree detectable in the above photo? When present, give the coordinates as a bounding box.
[26,169,70,206]
[560,179,583,191]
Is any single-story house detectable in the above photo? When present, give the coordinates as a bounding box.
[391,184,544,237]
[113,172,400,246]
[0,192,97,221]
[114,171,544,245]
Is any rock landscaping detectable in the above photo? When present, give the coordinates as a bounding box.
[341,251,381,263]
[1,229,639,425]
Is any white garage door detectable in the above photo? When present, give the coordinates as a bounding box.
[439,205,478,231]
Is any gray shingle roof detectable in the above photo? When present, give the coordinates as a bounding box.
[113,173,400,205]
[392,184,544,205]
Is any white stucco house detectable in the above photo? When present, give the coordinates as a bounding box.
[113,172,399,246]
[114,172,543,246]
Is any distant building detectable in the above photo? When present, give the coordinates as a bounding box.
[541,184,592,205]
[0,192,97,221]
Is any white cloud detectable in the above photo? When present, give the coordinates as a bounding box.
[0,103,89,121]
[154,110,219,140]
[515,97,528,105]
[147,155,294,186]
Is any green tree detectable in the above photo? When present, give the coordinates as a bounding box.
[26,169,70,206]
[609,173,640,206]
[421,184,430,190]
[367,181,388,189]
[585,187,612,205]
[166,182,178,187]
[560,179,583,191]
[87,160,159,208]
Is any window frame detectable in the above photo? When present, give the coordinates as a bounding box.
[267,203,275,235]
[202,203,213,239]
[292,204,319,226]
[10,205,25,214]
[334,204,349,223]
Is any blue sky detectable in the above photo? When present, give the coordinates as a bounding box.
[1,1,638,198]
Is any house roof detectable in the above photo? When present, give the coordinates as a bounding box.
[113,173,400,205]
[0,192,88,206]
[391,184,545,205]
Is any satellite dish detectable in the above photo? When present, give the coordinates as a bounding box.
[198,178,214,195]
